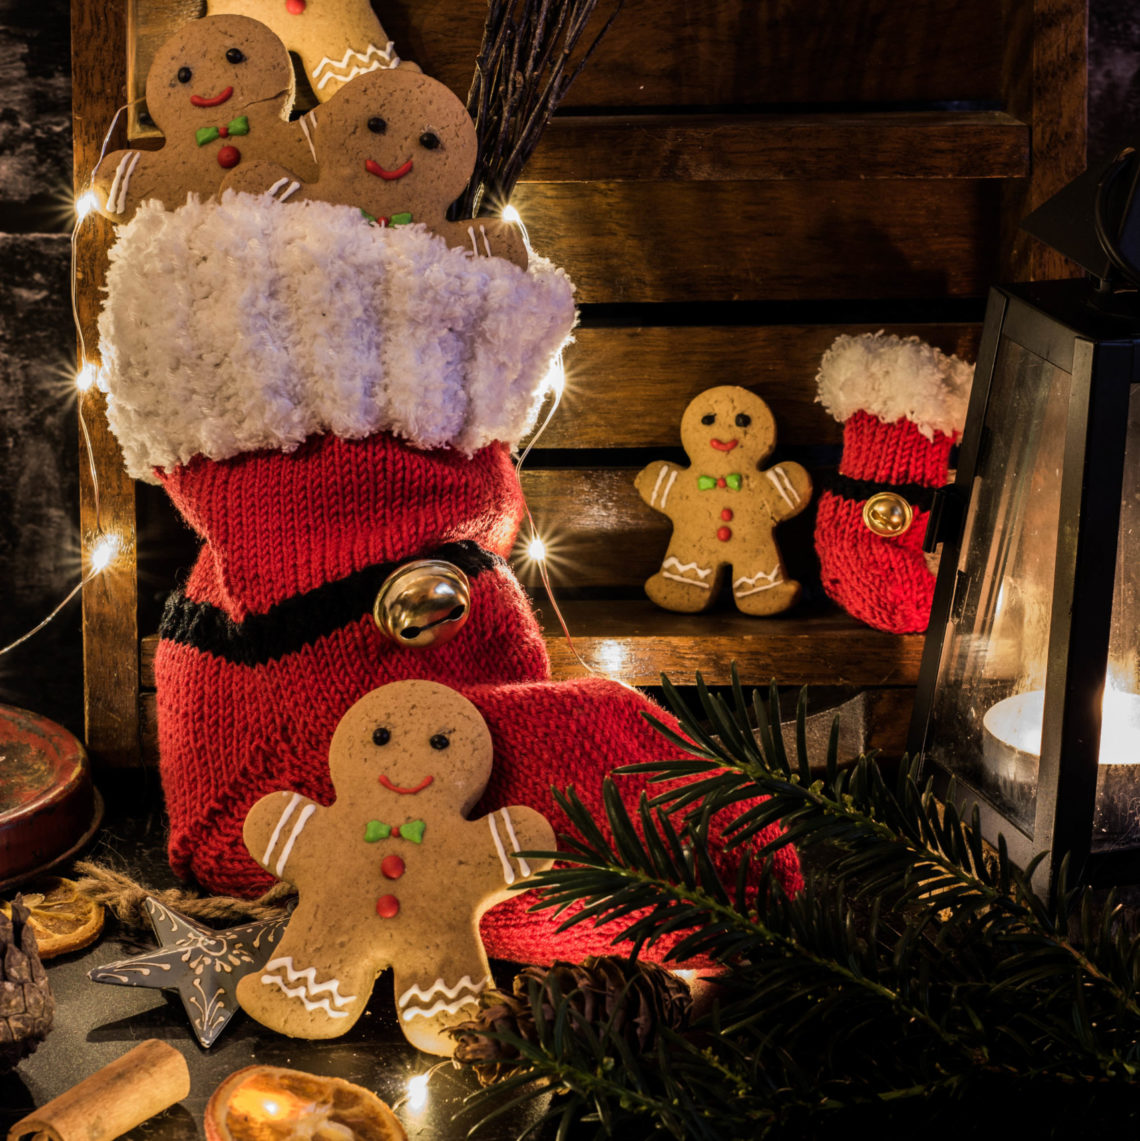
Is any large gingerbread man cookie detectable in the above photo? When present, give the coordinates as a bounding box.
[223,66,527,267]
[635,386,813,615]
[206,0,417,100]
[236,680,555,1056]
[92,15,318,223]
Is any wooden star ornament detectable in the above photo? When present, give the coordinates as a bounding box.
[89,896,289,1047]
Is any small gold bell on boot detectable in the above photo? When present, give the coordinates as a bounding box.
[861,491,914,537]
[372,560,471,649]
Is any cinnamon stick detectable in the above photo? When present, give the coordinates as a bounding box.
[7,1039,190,1141]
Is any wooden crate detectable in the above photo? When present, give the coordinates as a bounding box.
[73,0,1087,766]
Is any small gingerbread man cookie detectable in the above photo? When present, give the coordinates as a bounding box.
[223,66,527,268]
[206,0,418,100]
[92,15,318,223]
[635,386,812,615]
[236,680,555,1056]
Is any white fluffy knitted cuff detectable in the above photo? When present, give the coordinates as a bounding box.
[815,332,974,440]
[97,192,577,481]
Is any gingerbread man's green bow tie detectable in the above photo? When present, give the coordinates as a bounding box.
[195,117,249,146]
[363,819,426,843]
[698,473,742,491]
[360,209,413,228]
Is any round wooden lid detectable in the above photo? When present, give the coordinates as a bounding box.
[0,705,102,890]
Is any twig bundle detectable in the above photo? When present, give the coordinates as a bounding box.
[453,0,624,219]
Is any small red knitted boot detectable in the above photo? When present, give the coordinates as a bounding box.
[813,333,972,634]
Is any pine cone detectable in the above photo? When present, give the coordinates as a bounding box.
[451,956,692,1086]
[0,898,54,1070]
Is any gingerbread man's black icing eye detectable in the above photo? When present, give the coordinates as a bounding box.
[430,733,450,750]
[701,413,716,425]
[368,117,387,134]
[177,66,192,84]
[372,726,391,746]
[735,412,752,427]
[419,131,441,150]
[225,48,246,64]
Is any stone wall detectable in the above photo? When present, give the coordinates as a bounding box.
[0,0,81,735]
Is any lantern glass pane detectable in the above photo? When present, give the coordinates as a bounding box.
[1094,383,1140,849]
[924,338,1071,838]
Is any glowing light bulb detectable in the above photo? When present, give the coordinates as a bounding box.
[545,355,565,399]
[501,204,521,225]
[527,536,547,562]
[75,190,98,221]
[406,1073,429,1111]
[77,362,97,392]
[90,535,118,573]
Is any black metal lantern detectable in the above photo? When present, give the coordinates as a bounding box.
[909,151,1140,895]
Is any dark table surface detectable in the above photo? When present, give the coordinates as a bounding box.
[0,771,549,1139]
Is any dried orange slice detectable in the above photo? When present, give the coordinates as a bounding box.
[205,1066,407,1141]
[0,876,104,958]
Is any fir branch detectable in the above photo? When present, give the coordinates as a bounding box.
[458,670,1140,1136]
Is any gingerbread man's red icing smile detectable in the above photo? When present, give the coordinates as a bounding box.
[191,86,234,107]
[364,158,413,180]
[377,772,433,794]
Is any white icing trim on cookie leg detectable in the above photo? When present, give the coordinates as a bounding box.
[268,177,302,202]
[398,974,490,1022]
[107,151,141,216]
[766,466,802,510]
[259,956,356,1018]
[662,556,713,589]
[311,42,399,90]
[733,565,783,597]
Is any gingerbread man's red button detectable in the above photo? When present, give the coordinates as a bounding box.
[721,508,734,521]
[717,526,732,542]
[381,854,405,880]
[376,894,400,918]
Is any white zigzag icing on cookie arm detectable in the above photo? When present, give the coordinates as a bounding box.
[398,974,490,1008]
[262,957,355,1006]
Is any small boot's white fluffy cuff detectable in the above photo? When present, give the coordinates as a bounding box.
[815,331,974,440]
[97,192,577,481]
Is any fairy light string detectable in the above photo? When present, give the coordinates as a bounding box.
[0,106,133,660]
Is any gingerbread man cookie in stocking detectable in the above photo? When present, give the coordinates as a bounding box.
[636,386,812,615]
[236,680,555,1056]
[206,0,418,100]
[92,15,318,223]
[223,65,527,267]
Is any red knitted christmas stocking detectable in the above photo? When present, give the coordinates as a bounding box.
[99,195,802,965]
[813,334,973,635]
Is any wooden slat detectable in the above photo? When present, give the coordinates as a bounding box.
[540,324,980,449]
[523,112,1029,184]
[513,468,827,590]
[540,601,924,687]
[75,2,142,768]
[514,180,1000,304]
[140,666,917,762]
[1000,0,1087,281]
[385,0,1004,109]
[130,0,1005,117]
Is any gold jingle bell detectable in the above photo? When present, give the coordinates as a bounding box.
[862,491,914,537]
[372,559,471,649]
